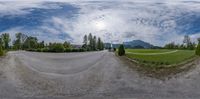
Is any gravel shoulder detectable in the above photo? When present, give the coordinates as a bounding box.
[0,51,200,99]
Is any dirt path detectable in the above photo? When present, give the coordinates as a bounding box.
[0,51,200,99]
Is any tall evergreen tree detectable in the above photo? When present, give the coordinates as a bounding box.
[83,35,88,45]
[88,33,93,50]
[93,36,97,50]
[118,44,125,56]
[97,37,101,50]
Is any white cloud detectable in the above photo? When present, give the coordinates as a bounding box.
[1,0,200,46]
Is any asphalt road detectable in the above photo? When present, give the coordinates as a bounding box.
[0,51,200,99]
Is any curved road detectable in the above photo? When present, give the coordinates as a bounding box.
[0,51,200,98]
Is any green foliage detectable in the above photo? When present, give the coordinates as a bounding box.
[13,33,27,50]
[164,35,196,50]
[38,41,45,48]
[195,39,200,56]
[23,36,38,49]
[49,43,65,52]
[0,45,4,56]
[1,33,11,50]
[65,48,72,52]
[82,34,104,51]
[83,35,88,46]
[113,48,116,52]
[41,48,49,52]
[118,44,125,56]
[63,41,71,49]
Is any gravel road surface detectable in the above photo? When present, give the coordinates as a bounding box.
[0,51,200,99]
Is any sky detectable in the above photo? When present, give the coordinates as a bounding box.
[1,0,200,46]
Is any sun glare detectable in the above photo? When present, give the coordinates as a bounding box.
[94,21,106,30]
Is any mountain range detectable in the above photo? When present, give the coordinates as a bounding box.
[104,40,160,49]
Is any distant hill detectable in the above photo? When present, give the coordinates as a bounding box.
[123,40,154,48]
[104,40,161,49]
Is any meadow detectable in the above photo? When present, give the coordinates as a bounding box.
[126,49,195,65]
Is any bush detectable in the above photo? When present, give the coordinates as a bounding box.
[36,48,42,52]
[71,48,79,52]
[49,43,65,52]
[0,46,4,56]
[196,41,200,56]
[27,49,36,52]
[118,44,125,56]
[113,48,116,52]
[65,48,72,52]
[42,48,49,52]
[79,48,86,52]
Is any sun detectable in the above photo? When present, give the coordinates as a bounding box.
[94,21,106,30]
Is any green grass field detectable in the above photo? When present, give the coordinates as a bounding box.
[126,49,173,53]
[126,49,195,65]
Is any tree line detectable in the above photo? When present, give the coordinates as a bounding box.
[164,35,196,50]
[82,33,104,51]
[0,33,104,55]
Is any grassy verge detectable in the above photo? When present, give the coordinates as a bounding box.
[117,49,198,79]
[126,49,173,53]
[126,49,195,65]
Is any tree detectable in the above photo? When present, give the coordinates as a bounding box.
[13,33,27,50]
[83,35,88,45]
[188,42,196,50]
[0,37,4,56]
[82,34,104,51]
[93,36,97,50]
[97,37,101,50]
[183,35,192,49]
[23,36,38,49]
[196,38,200,56]
[118,44,125,56]
[49,43,65,52]
[63,41,71,49]
[38,41,45,48]
[0,45,3,56]
[164,42,176,49]
[1,33,11,50]
[88,33,93,50]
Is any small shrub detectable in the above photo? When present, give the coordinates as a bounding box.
[113,48,116,52]
[36,48,42,52]
[118,44,125,56]
[0,46,4,56]
[49,43,65,52]
[65,48,72,52]
[79,48,86,52]
[196,41,200,56]
[72,48,79,52]
[42,48,49,52]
